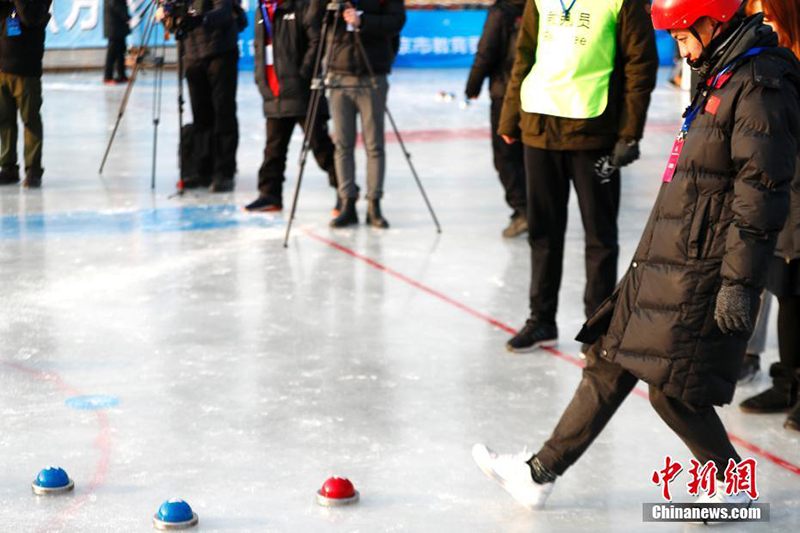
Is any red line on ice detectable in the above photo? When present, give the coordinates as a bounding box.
[1,360,112,532]
[302,229,800,478]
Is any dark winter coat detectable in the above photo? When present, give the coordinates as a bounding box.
[255,0,319,118]
[183,0,239,62]
[577,17,800,407]
[307,0,405,76]
[0,0,51,78]
[103,0,131,39]
[498,0,658,149]
[465,0,524,101]
[773,157,800,264]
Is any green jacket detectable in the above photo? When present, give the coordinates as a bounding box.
[498,0,658,150]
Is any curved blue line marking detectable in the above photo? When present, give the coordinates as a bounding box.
[1,205,283,240]
[65,395,121,411]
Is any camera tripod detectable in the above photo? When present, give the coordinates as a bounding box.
[282,0,441,248]
[98,0,187,191]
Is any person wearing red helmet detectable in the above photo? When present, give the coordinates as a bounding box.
[473,0,800,512]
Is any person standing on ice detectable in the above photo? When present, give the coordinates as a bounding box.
[500,0,658,353]
[474,0,800,510]
[0,0,51,189]
[465,0,528,239]
[243,0,339,214]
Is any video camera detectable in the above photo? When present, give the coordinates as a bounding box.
[158,0,194,37]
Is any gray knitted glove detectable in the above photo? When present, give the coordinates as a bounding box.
[714,284,754,336]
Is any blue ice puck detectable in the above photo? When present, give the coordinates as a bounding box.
[153,499,198,530]
[31,466,74,495]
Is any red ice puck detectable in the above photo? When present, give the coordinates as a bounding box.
[316,477,359,506]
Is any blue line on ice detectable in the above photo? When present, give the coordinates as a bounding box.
[0,205,283,240]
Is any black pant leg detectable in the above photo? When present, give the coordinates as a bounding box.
[185,59,215,177]
[649,387,741,477]
[207,52,239,179]
[114,38,127,79]
[491,98,527,217]
[304,112,337,188]
[104,38,124,80]
[537,353,639,475]
[525,146,571,324]
[258,117,296,198]
[569,150,621,318]
[778,295,800,368]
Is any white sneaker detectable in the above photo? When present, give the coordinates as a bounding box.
[694,491,753,524]
[472,443,554,510]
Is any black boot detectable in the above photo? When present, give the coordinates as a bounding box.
[180,174,212,190]
[366,200,389,229]
[786,400,800,432]
[0,166,20,185]
[209,177,234,193]
[740,363,799,413]
[330,198,358,228]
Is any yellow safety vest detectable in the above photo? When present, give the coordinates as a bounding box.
[521,0,624,119]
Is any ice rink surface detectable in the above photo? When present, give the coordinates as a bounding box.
[1,68,798,532]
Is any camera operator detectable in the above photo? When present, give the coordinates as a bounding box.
[179,0,241,193]
[0,0,51,189]
[308,0,406,228]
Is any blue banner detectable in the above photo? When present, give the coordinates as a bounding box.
[45,4,674,70]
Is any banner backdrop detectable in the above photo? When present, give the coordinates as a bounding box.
[45,3,674,70]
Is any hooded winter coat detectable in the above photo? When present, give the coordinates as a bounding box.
[103,0,131,39]
[465,0,525,100]
[577,15,800,407]
[254,0,319,118]
[183,0,239,62]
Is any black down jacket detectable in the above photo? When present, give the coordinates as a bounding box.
[103,0,131,39]
[307,0,405,76]
[0,0,51,77]
[465,0,524,101]
[255,0,318,118]
[183,0,239,62]
[577,16,800,407]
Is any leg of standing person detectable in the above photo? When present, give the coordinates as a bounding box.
[184,59,215,186]
[104,39,117,81]
[330,77,359,227]
[207,51,239,191]
[506,147,569,352]
[778,294,800,430]
[16,75,44,187]
[491,97,527,237]
[569,149,621,320]
[253,116,295,208]
[114,38,128,80]
[357,75,388,228]
[0,73,20,183]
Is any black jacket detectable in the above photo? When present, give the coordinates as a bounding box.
[499,0,658,150]
[307,0,405,76]
[104,0,131,39]
[255,0,319,118]
[465,0,524,101]
[0,0,51,78]
[577,16,800,407]
[183,0,239,61]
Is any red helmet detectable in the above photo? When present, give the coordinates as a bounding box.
[651,0,743,30]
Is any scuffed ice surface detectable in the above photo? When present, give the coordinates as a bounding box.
[0,70,797,531]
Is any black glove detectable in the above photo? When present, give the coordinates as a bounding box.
[610,138,640,168]
[714,284,755,336]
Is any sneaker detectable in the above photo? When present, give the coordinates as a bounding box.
[208,178,234,193]
[506,319,558,353]
[245,196,282,212]
[180,175,212,190]
[0,167,20,185]
[23,174,42,189]
[738,353,761,384]
[502,214,528,238]
[115,76,130,84]
[471,444,554,510]
[103,78,116,85]
[694,490,753,524]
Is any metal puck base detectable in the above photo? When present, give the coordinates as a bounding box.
[31,479,75,495]
[152,512,199,530]
[316,490,360,507]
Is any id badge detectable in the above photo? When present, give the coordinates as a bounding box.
[265,44,274,66]
[6,13,21,37]
[662,137,684,183]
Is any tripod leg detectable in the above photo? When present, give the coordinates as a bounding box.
[283,7,342,248]
[151,38,166,190]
